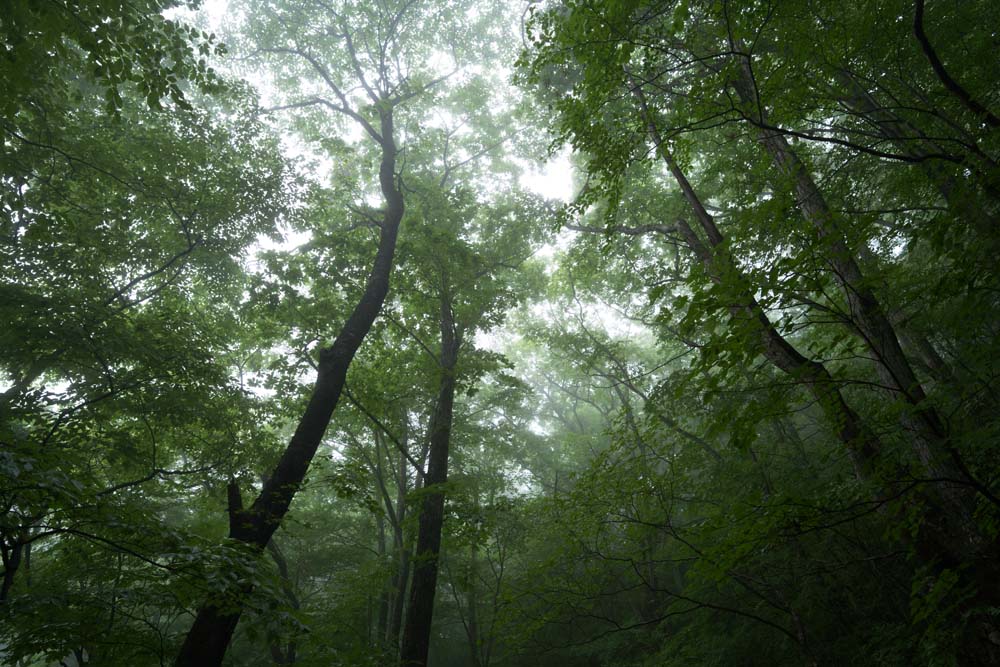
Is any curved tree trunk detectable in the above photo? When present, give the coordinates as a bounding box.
[174,108,404,667]
[732,56,1000,521]
[632,62,1000,663]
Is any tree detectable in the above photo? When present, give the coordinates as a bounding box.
[399,182,545,666]
[6,1,1000,664]
[172,0,414,657]
[174,1,546,663]
[1,2,288,663]
[519,0,1000,663]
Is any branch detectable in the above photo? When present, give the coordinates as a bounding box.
[383,312,440,364]
[343,387,425,475]
[564,221,679,238]
[913,0,1000,129]
[96,465,218,497]
[390,68,458,108]
[259,47,384,143]
[341,21,381,104]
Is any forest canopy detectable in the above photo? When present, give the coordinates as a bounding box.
[2,0,999,665]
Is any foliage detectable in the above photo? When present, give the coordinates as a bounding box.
[3,0,999,666]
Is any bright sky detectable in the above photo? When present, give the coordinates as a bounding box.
[519,148,575,202]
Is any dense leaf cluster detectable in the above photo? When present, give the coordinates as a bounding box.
[2,1,998,666]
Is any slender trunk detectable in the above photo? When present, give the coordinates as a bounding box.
[389,536,412,650]
[175,108,404,667]
[630,68,989,557]
[387,442,410,651]
[633,59,1000,661]
[627,73,884,477]
[671,217,880,481]
[466,544,482,667]
[399,291,461,667]
[23,539,30,588]
[1,538,23,603]
[733,57,1000,527]
[376,513,389,645]
[629,82,887,667]
[266,539,299,664]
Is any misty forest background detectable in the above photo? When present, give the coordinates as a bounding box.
[2,0,1000,665]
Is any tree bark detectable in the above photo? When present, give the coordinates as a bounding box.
[399,290,461,667]
[387,439,411,652]
[174,107,404,667]
[732,56,1000,516]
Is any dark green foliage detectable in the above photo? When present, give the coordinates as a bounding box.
[3,0,999,665]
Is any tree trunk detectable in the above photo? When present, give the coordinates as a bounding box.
[626,72,881,476]
[633,61,1000,662]
[399,291,461,667]
[387,444,411,652]
[0,537,23,603]
[388,536,412,651]
[174,108,404,667]
[266,538,299,664]
[376,513,389,646]
[732,56,1000,526]
[466,544,482,667]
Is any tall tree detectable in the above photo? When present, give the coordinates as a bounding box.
[173,0,414,658]
[175,0,531,663]
[399,182,544,665]
[519,0,1000,663]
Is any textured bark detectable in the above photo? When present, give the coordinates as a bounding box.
[174,108,404,667]
[732,58,1000,515]
[399,293,460,667]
